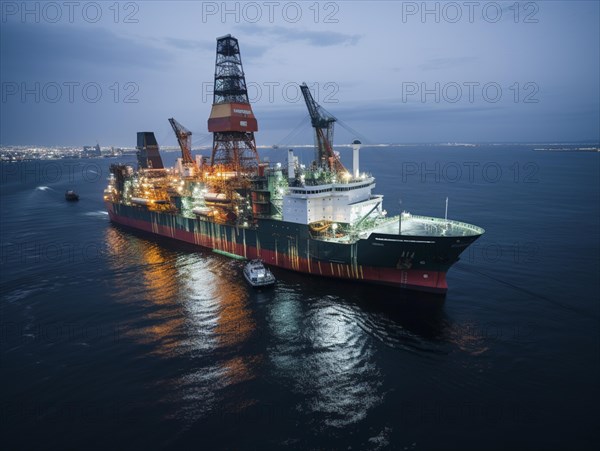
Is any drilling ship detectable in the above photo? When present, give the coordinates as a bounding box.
[104,35,484,294]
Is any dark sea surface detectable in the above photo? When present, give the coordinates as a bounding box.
[1,144,599,450]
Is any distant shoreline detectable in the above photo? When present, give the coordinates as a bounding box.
[533,147,600,152]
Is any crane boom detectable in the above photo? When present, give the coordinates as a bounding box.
[299,83,345,173]
[168,117,194,164]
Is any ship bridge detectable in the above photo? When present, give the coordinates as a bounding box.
[282,177,381,225]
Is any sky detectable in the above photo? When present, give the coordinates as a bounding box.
[1,0,599,147]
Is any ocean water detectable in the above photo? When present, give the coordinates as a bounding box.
[1,145,598,450]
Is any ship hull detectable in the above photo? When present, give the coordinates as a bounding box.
[106,202,481,294]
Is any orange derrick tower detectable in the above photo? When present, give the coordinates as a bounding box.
[208,34,259,173]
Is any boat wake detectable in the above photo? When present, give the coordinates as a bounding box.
[83,210,109,218]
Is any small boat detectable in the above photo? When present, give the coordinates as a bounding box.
[65,190,79,201]
[243,259,276,288]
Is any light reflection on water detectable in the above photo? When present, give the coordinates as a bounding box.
[104,225,494,438]
[105,227,184,357]
[105,226,261,427]
[267,295,383,427]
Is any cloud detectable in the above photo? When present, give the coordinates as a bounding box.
[252,99,508,145]
[162,36,268,61]
[418,57,479,71]
[163,37,213,51]
[238,43,270,60]
[0,22,172,79]
[236,25,361,47]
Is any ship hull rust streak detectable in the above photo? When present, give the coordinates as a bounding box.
[106,202,471,294]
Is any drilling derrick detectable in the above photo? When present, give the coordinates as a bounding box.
[208,34,259,173]
[300,83,346,174]
[205,35,259,224]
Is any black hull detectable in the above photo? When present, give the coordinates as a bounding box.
[106,202,482,293]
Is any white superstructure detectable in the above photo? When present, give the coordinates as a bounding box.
[282,176,383,225]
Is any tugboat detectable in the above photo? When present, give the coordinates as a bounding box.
[243,259,276,288]
[65,190,79,201]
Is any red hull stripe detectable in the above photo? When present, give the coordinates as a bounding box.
[107,206,448,293]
